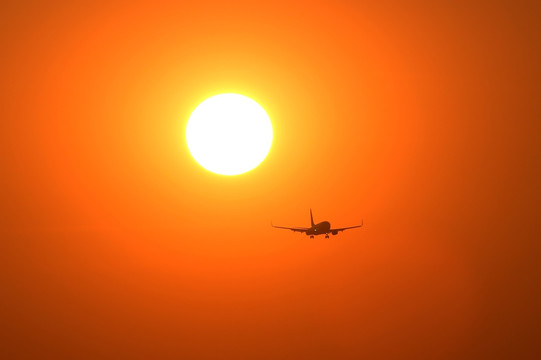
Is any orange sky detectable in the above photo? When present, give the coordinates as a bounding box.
[1,1,539,359]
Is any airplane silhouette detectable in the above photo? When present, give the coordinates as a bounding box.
[272,209,363,238]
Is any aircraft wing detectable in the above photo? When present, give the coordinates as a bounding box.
[271,224,309,233]
[330,220,364,233]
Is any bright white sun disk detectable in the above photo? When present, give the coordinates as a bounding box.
[186,94,273,175]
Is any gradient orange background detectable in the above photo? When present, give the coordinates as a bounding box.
[1,1,539,358]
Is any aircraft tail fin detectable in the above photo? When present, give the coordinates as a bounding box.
[310,208,315,227]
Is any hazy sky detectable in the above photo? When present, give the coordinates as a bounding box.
[1,1,539,359]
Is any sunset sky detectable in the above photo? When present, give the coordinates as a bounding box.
[1,1,539,359]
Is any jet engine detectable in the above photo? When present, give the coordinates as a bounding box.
[332,231,339,235]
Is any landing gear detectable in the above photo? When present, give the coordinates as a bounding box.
[325,234,329,238]
[310,235,314,239]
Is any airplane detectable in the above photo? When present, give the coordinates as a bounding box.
[272,209,363,238]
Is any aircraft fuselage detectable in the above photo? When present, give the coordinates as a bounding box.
[306,221,331,236]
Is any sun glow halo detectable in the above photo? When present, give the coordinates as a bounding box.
[186,94,273,175]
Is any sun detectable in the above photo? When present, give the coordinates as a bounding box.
[186,93,273,175]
